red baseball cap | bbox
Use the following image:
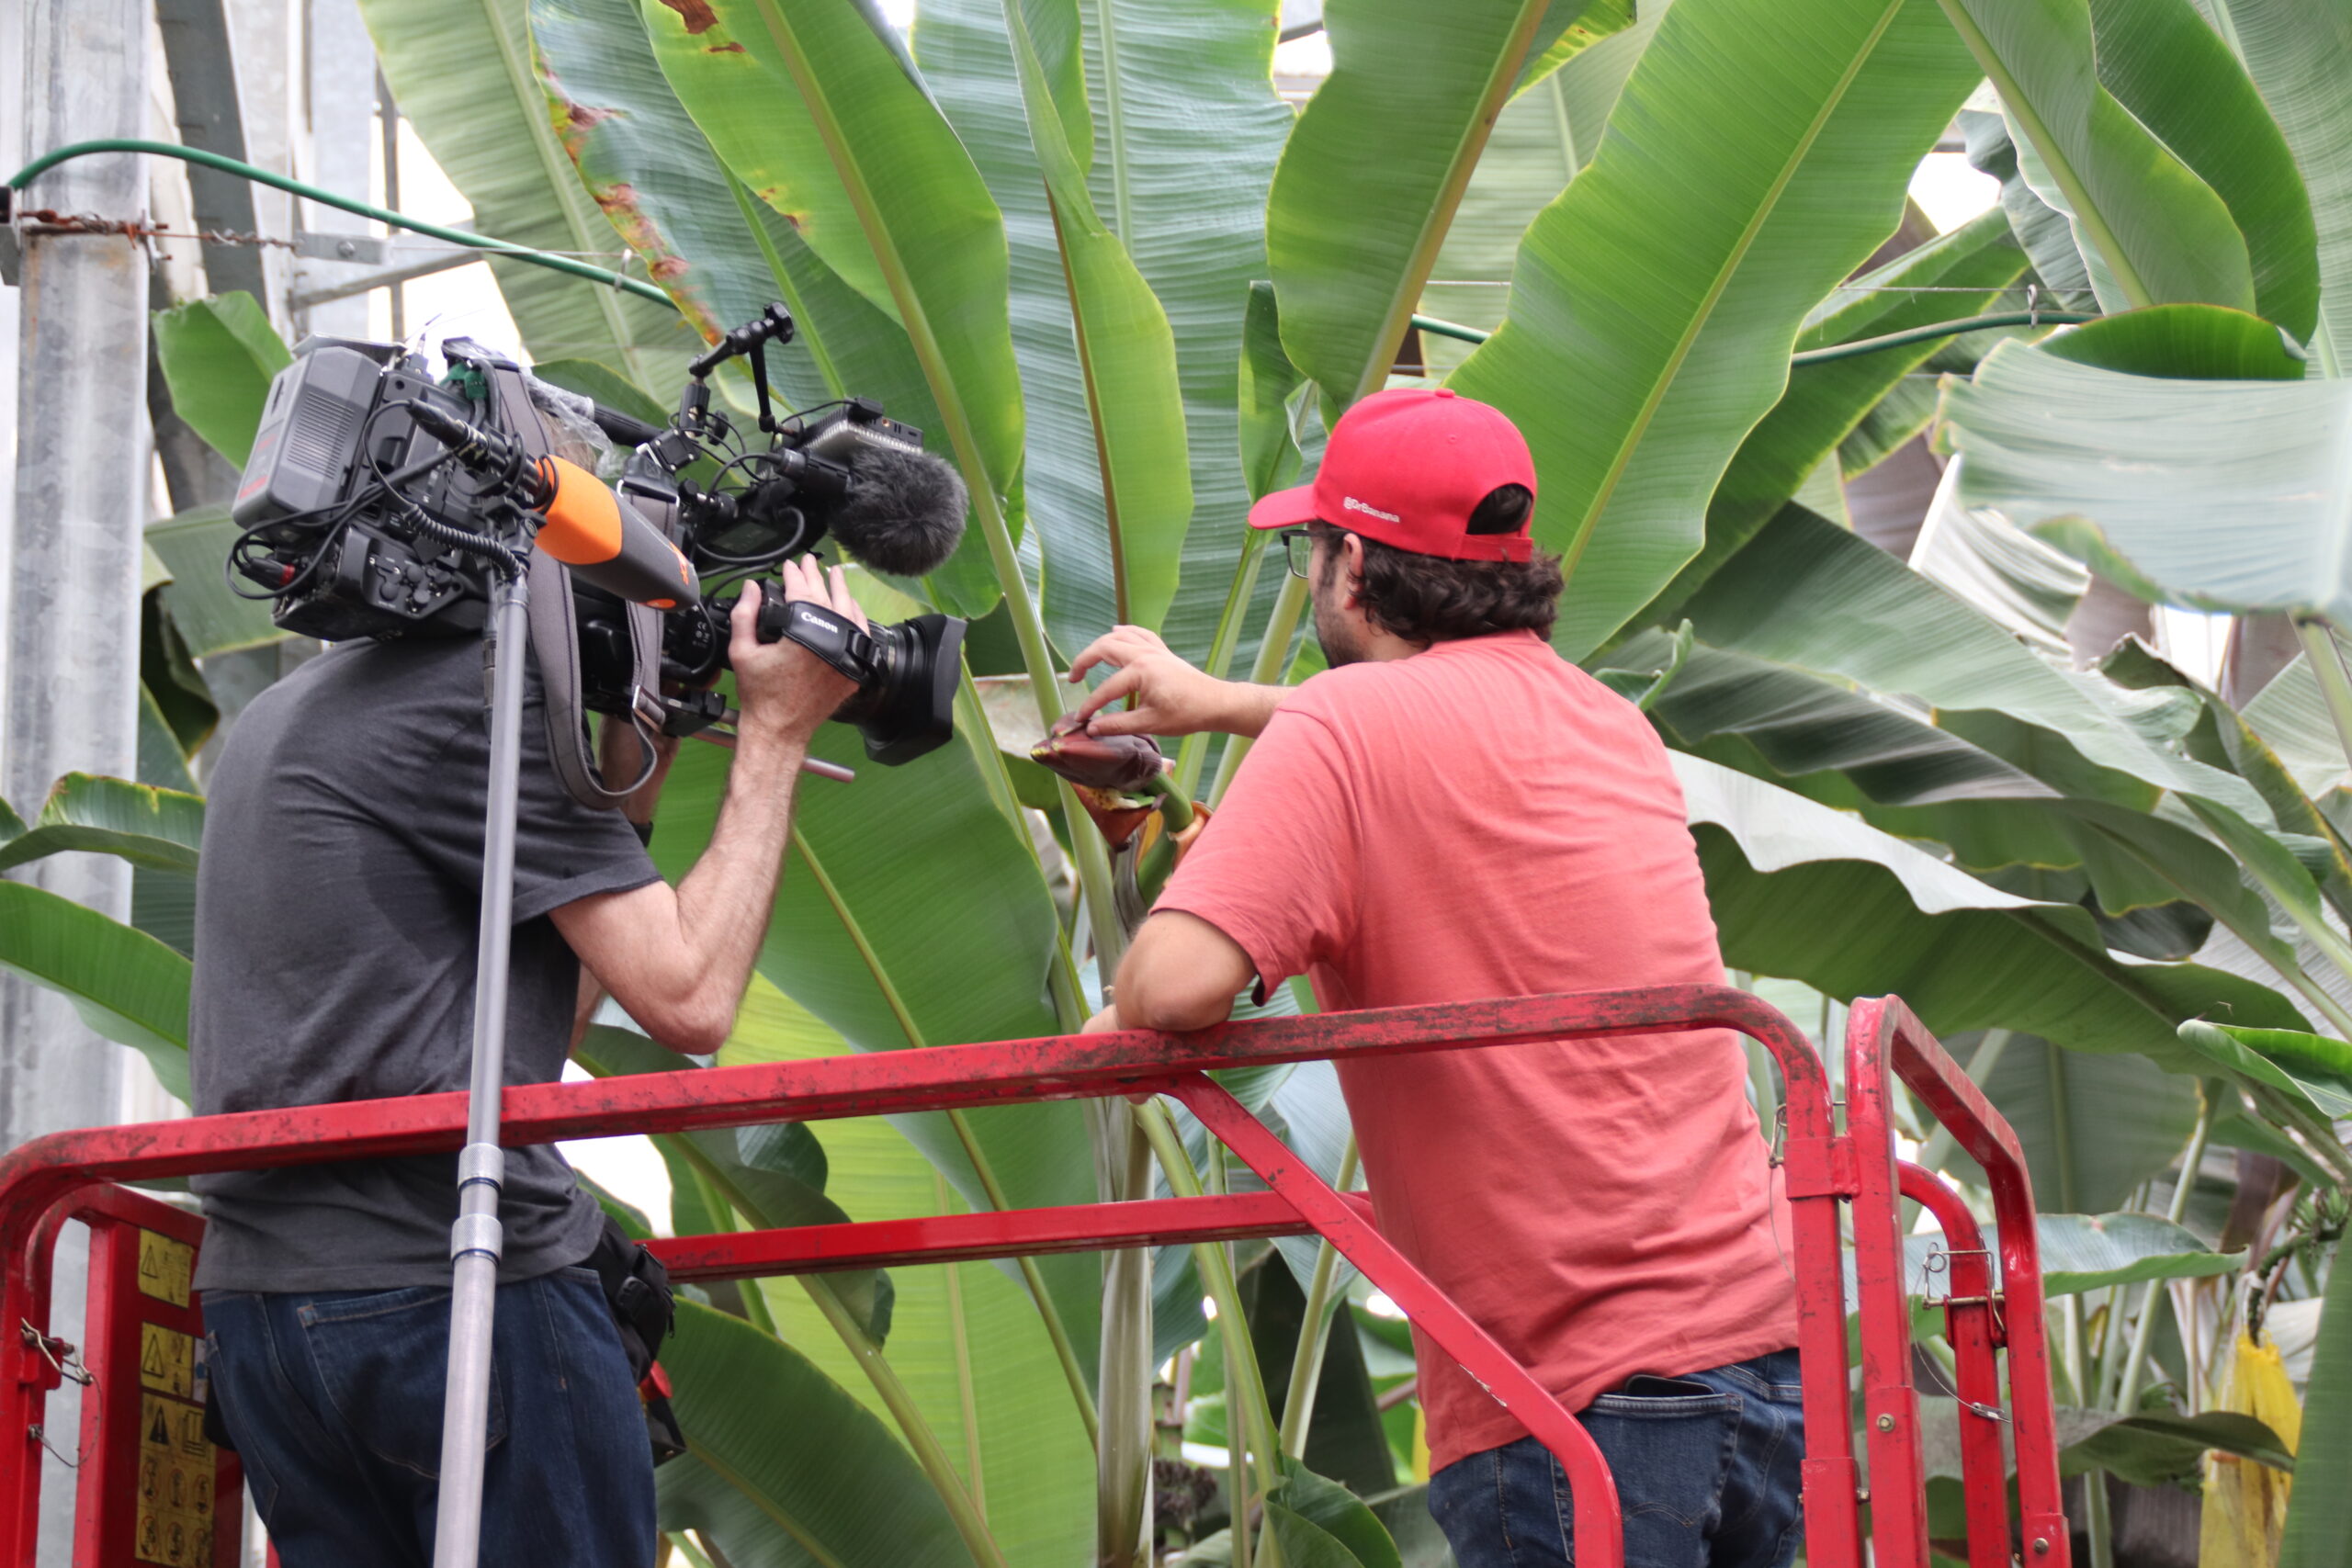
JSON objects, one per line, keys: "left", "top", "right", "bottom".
{"left": 1246, "top": 386, "right": 1537, "bottom": 562}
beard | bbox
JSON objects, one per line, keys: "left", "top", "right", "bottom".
{"left": 1312, "top": 592, "right": 1369, "bottom": 668}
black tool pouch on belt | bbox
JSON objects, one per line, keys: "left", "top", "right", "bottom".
{"left": 584, "top": 1214, "right": 686, "bottom": 1465}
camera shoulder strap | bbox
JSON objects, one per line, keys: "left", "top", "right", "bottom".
{"left": 469, "top": 344, "right": 655, "bottom": 813}
{"left": 526, "top": 553, "right": 662, "bottom": 811}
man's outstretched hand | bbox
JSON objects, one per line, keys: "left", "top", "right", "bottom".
{"left": 1066, "top": 626, "right": 1286, "bottom": 739}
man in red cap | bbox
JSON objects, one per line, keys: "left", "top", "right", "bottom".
{"left": 1070, "top": 388, "right": 1803, "bottom": 1568}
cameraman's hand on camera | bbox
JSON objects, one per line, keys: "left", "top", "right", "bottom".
{"left": 1066, "top": 626, "right": 1286, "bottom": 739}
{"left": 731, "top": 558, "right": 865, "bottom": 751}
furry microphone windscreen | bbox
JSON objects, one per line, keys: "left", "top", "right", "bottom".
{"left": 830, "top": 442, "right": 969, "bottom": 578}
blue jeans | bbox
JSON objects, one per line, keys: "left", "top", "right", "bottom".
{"left": 200, "top": 1268, "right": 656, "bottom": 1567}
{"left": 1428, "top": 1348, "right": 1806, "bottom": 1568}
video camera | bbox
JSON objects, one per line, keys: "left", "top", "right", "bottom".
{"left": 225, "top": 303, "right": 969, "bottom": 774}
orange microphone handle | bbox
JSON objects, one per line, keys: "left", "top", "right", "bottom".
{"left": 532, "top": 456, "right": 701, "bottom": 609}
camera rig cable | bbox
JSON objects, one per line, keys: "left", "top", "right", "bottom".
{"left": 7, "top": 139, "right": 2100, "bottom": 366}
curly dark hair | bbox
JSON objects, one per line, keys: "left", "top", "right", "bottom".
{"left": 1308, "top": 485, "right": 1563, "bottom": 645}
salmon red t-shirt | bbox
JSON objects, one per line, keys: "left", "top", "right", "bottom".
{"left": 1156, "top": 630, "right": 1799, "bottom": 1472}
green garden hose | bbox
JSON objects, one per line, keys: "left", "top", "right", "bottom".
{"left": 13, "top": 140, "right": 2094, "bottom": 367}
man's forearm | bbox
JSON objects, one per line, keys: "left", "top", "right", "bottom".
{"left": 665, "top": 728, "right": 806, "bottom": 1024}
{"left": 1217, "top": 682, "right": 1289, "bottom": 738}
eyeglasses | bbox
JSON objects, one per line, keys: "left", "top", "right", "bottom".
{"left": 1279, "top": 528, "right": 1316, "bottom": 581}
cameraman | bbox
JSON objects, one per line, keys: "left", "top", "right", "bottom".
{"left": 1071, "top": 389, "right": 1803, "bottom": 1568}
{"left": 187, "top": 558, "right": 863, "bottom": 1566}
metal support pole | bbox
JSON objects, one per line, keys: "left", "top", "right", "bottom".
{"left": 430, "top": 570, "right": 531, "bottom": 1568}
{"left": 3, "top": 7, "right": 152, "bottom": 1562}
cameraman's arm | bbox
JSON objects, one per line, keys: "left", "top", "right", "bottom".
{"left": 553, "top": 559, "right": 861, "bottom": 1055}
{"left": 569, "top": 717, "right": 680, "bottom": 1047}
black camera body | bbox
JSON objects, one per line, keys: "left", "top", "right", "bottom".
{"left": 232, "top": 336, "right": 502, "bottom": 640}
{"left": 225, "top": 309, "right": 970, "bottom": 771}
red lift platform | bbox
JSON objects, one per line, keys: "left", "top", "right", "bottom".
{"left": 0, "top": 987, "right": 2069, "bottom": 1568}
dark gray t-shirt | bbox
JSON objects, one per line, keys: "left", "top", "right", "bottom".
{"left": 189, "top": 636, "right": 659, "bottom": 1292}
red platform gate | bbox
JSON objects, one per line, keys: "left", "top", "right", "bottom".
{"left": 0, "top": 988, "right": 2069, "bottom": 1567}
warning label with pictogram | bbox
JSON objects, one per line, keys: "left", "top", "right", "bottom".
{"left": 138, "top": 1323, "right": 194, "bottom": 1399}
{"left": 134, "top": 1392, "right": 215, "bottom": 1567}
{"left": 135, "top": 1231, "right": 194, "bottom": 1309}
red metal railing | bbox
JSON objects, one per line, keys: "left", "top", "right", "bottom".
{"left": 0, "top": 988, "right": 2068, "bottom": 1567}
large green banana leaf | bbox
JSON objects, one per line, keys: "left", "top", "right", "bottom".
{"left": 1080, "top": 0, "right": 1294, "bottom": 667}
{"left": 1943, "top": 338, "right": 2352, "bottom": 624}
{"left": 1449, "top": 0, "right": 1979, "bottom": 659}
{"left": 1673, "top": 506, "right": 2273, "bottom": 819}
{"left": 1920, "top": 1032, "right": 2199, "bottom": 1212}
{"left": 1641, "top": 209, "right": 2028, "bottom": 624}
{"left": 359, "top": 0, "right": 702, "bottom": 389}
{"left": 2281, "top": 1228, "right": 2352, "bottom": 1568}
{"left": 532, "top": 0, "right": 826, "bottom": 404}
{"left": 641, "top": 0, "right": 1024, "bottom": 620}
{"left": 146, "top": 509, "right": 287, "bottom": 659}
{"left": 643, "top": 677, "right": 1102, "bottom": 1373}
{"left": 149, "top": 294, "right": 289, "bottom": 467}
{"left": 914, "top": 0, "right": 1192, "bottom": 651}
{"left": 2081, "top": 0, "right": 2318, "bottom": 341}
{"left": 1268, "top": 0, "right": 1577, "bottom": 406}
{"left": 1677, "top": 754, "right": 2304, "bottom": 1066}
{"left": 720, "top": 979, "right": 1095, "bottom": 1564}
{"left": 2211, "top": 0, "right": 2352, "bottom": 377}
{"left": 0, "top": 774, "right": 202, "bottom": 876}
{"left": 0, "top": 883, "right": 192, "bottom": 1100}
{"left": 656, "top": 1303, "right": 979, "bottom": 1566}
{"left": 1958, "top": 105, "right": 2098, "bottom": 311}
{"left": 1934, "top": 0, "right": 2255, "bottom": 314}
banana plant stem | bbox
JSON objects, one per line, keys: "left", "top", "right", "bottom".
{"left": 1278, "top": 1138, "right": 1360, "bottom": 1459}
{"left": 1133, "top": 1101, "right": 1283, "bottom": 1505}
{"left": 1175, "top": 532, "right": 1273, "bottom": 797}
{"left": 1209, "top": 575, "right": 1310, "bottom": 806}
{"left": 2113, "top": 1094, "right": 2217, "bottom": 1413}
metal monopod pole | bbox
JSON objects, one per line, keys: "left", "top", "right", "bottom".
{"left": 432, "top": 567, "right": 532, "bottom": 1567}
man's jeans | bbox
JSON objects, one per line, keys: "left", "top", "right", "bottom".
{"left": 201, "top": 1268, "right": 656, "bottom": 1567}
{"left": 1428, "top": 1348, "right": 1805, "bottom": 1568}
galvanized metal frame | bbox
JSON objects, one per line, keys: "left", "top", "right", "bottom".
{"left": 0, "top": 987, "right": 2069, "bottom": 1567}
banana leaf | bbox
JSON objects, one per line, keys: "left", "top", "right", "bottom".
{"left": 1268, "top": 0, "right": 1570, "bottom": 406}
{"left": 643, "top": 638, "right": 1102, "bottom": 1374}
{"left": 1675, "top": 506, "right": 2273, "bottom": 820}
{"left": 655, "top": 1303, "right": 978, "bottom": 1566}
{"left": 1958, "top": 105, "right": 2098, "bottom": 311}
{"left": 2081, "top": 0, "right": 2318, "bottom": 341}
{"left": 1943, "top": 338, "right": 2352, "bottom": 624}
{"left": 1936, "top": 0, "right": 2255, "bottom": 314}
{"left": 1678, "top": 753, "right": 2305, "bottom": 1066}
{"left": 640, "top": 0, "right": 1025, "bottom": 619}
{"left": 360, "top": 0, "right": 703, "bottom": 389}
{"left": 2211, "top": 0, "right": 2352, "bottom": 376}
{"left": 1449, "top": 0, "right": 1980, "bottom": 658}
{"left": 916, "top": 0, "right": 1192, "bottom": 651}
{"left": 1077, "top": 0, "right": 1294, "bottom": 665}
{"left": 531, "top": 0, "right": 830, "bottom": 408}
{"left": 0, "top": 773, "right": 203, "bottom": 876}
{"left": 146, "top": 508, "right": 287, "bottom": 659}
{"left": 149, "top": 293, "right": 290, "bottom": 467}
{"left": 723, "top": 981, "right": 1095, "bottom": 1567}
{"left": 1641, "top": 206, "right": 2029, "bottom": 623}
{"left": 2279, "top": 1210, "right": 2352, "bottom": 1568}
{"left": 0, "top": 882, "right": 192, "bottom": 1101}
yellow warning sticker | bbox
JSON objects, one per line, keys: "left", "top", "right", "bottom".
{"left": 134, "top": 1392, "right": 215, "bottom": 1567}
{"left": 135, "top": 1231, "right": 194, "bottom": 1310}
{"left": 138, "top": 1323, "right": 194, "bottom": 1399}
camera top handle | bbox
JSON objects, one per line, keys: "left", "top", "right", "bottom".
{"left": 680, "top": 301, "right": 797, "bottom": 436}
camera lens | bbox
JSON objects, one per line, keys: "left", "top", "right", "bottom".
{"left": 832, "top": 614, "right": 965, "bottom": 765}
